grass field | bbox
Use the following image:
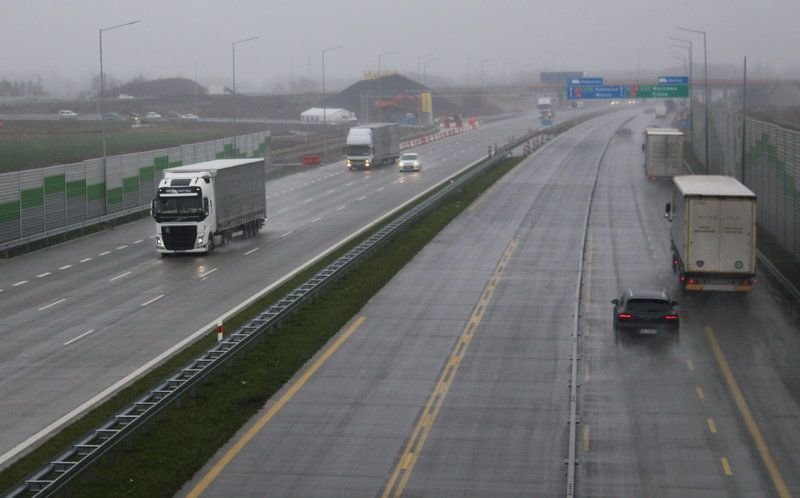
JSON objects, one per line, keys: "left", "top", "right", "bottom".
{"left": 0, "top": 120, "right": 270, "bottom": 173}
{"left": 0, "top": 156, "right": 522, "bottom": 497}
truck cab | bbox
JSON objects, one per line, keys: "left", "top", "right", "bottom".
{"left": 152, "top": 173, "right": 215, "bottom": 253}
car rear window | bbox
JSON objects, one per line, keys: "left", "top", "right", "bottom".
{"left": 626, "top": 299, "right": 672, "bottom": 312}
{"left": 401, "top": 154, "right": 417, "bottom": 160}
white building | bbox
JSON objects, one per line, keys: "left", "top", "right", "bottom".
{"left": 300, "top": 107, "right": 357, "bottom": 124}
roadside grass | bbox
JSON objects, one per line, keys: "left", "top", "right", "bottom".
{"left": 0, "top": 157, "right": 522, "bottom": 497}
{"left": 0, "top": 121, "right": 269, "bottom": 173}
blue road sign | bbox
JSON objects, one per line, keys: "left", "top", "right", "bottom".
{"left": 567, "top": 85, "right": 626, "bottom": 99}
{"left": 568, "top": 77, "right": 604, "bottom": 86}
{"left": 658, "top": 76, "right": 689, "bottom": 84}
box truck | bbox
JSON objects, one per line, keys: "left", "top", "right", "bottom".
{"left": 644, "top": 128, "right": 684, "bottom": 178}
{"left": 665, "top": 175, "right": 757, "bottom": 291}
{"left": 345, "top": 123, "right": 400, "bottom": 170}
{"left": 151, "top": 159, "right": 267, "bottom": 254}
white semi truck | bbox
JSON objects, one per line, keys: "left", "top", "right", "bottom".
{"left": 665, "top": 175, "right": 757, "bottom": 292}
{"left": 345, "top": 123, "right": 400, "bottom": 170}
{"left": 537, "top": 97, "right": 556, "bottom": 118}
{"left": 644, "top": 128, "right": 684, "bottom": 178}
{"left": 151, "top": 158, "right": 267, "bottom": 255}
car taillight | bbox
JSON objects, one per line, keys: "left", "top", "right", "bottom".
{"left": 680, "top": 275, "right": 686, "bottom": 282}
{"left": 688, "top": 278, "right": 697, "bottom": 284}
{"left": 617, "top": 313, "right": 633, "bottom": 320}
{"left": 664, "top": 315, "right": 679, "bottom": 320}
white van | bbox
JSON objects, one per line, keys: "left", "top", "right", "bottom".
{"left": 58, "top": 110, "right": 78, "bottom": 120}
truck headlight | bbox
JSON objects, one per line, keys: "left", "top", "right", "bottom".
{"left": 347, "top": 159, "right": 352, "bottom": 166}
{"left": 365, "top": 160, "right": 370, "bottom": 166}
{"left": 196, "top": 234, "right": 205, "bottom": 246}
{"left": 156, "top": 236, "right": 164, "bottom": 248}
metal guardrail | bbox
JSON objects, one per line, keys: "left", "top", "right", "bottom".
{"left": 6, "top": 119, "right": 570, "bottom": 497}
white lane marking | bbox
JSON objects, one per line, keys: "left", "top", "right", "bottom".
{"left": 245, "top": 248, "right": 259, "bottom": 255}
{"left": 325, "top": 189, "right": 335, "bottom": 195}
{"left": 12, "top": 281, "right": 28, "bottom": 287}
{"left": 116, "top": 245, "right": 128, "bottom": 250}
{"left": 336, "top": 205, "right": 346, "bottom": 211}
{"left": 311, "top": 217, "right": 322, "bottom": 223}
{"left": 141, "top": 294, "right": 164, "bottom": 307}
{"left": 109, "top": 271, "right": 131, "bottom": 282}
{"left": 39, "top": 298, "right": 66, "bottom": 311}
{"left": 280, "top": 231, "right": 294, "bottom": 238}
{"left": 99, "top": 251, "right": 110, "bottom": 256}
{"left": 377, "top": 186, "right": 385, "bottom": 192}
{"left": 80, "top": 257, "right": 92, "bottom": 263}
{"left": 200, "top": 268, "right": 217, "bottom": 278}
{"left": 345, "top": 182, "right": 354, "bottom": 186}
{"left": 64, "top": 329, "right": 95, "bottom": 346}
{"left": 356, "top": 196, "right": 366, "bottom": 201}
{"left": 277, "top": 208, "right": 289, "bottom": 214}
{"left": 133, "top": 239, "right": 143, "bottom": 244}
{"left": 302, "top": 197, "right": 315, "bottom": 204}
{"left": 59, "top": 265, "right": 73, "bottom": 270}
{"left": 37, "top": 272, "right": 51, "bottom": 278}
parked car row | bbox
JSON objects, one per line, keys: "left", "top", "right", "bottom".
{"left": 57, "top": 110, "right": 200, "bottom": 122}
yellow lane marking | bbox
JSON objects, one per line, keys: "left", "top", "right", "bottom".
{"left": 687, "top": 359, "right": 694, "bottom": 371}
{"left": 721, "top": 457, "right": 733, "bottom": 476}
{"left": 707, "top": 418, "right": 718, "bottom": 434}
{"left": 381, "top": 239, "right": 517, "bottom": 498}
{"left": 582, "top": 424, "right": 590, "bottom": 452}
{"left": 696, "top": 386, "right": 705, "bottom": 400}
{"left": 705, "top": 326, "right": 791, "bottom": 498}
{"left": 186, "top": 315, "right": 367, "bottom": 498}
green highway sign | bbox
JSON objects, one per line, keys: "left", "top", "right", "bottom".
{"left": 628, "top": 84, "right": 689, "bottom": 98}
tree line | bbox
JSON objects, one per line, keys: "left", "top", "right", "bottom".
{"left": 0, "top": 77, "right": 47, "bottom": 96}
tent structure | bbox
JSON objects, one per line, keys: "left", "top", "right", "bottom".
{"left": 300, "top": 107, "right": 357, "bottom": 123}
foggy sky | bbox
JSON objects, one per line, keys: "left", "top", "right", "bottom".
{"left": 3, "top": 0, "right": 797, "bottom": 94}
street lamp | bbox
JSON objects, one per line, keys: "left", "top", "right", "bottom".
{"left": 232, "top": 36, "right": 259, "bottom": 156}
{"left": 377, "top": 51, "right": 397, "bottom": 122}
{"left": 670, "top": 37, "right": 694, "bottom": 145}
{"left": 321, "top": 44, "right": 343, "bottom": 163}
{"left": 677, "top": 27, "right": 709, "bottom": 170}
{"left": 480, "top": 58, "right": 493, "bottom": 117}
{"left": 417, "top": 53, "right": 434, "bottom": 83}
{"left": 99, "top": 19, "right": 139, "bottom": 215}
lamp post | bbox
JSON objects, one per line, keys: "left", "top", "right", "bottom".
{"left": 377, "top": 51, "right": 397, "bottom": 122}
{"left": 99, "top": 19, "right": 139, "bottom": 215}
{"left": 677, "top": 27, "right": 709, "bottom": 170}
{"left": 670, "top": 37, "right": 694, "bottom": 145}
{"left": 480, "top": 58, "right": 492, "bottom": 117}
{"left": 417, "top": 53, "right": 434, "bottom": 83}
{"left": 232, "top": 36, "right": 259, "bottom": 156}
{"left": 321, "top": 45, "right": 343, "bottom": 164}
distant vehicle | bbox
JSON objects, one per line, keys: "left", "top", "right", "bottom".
{"left": 610, "top": 100, "right": 620, "bottom": 106}
{"left": 145, "top": 111, "right": 162, "bottom": 120}
{"left": 612, "top": 289, "right": 679, "bottom": 341}
{"left": 180, "top": 113, "right": 200, "bottom": 121}
{"left": 655, "top": 104, "right": 668, "bottom": 118}
{"left": 398, "top": 152, "right": 422, "bottom": 172}
{"left": 665, "top": 175, "right": 757, "bottom": 292}
{"left": 117, "top": 94, "right": 134, "bottom": 99}
{"left": 102, "top": 112, "right": 124, "bottom": 121}
{"left": 627, "top": 99, "right": 637, "bottom": 104}
{"left": 58, "top": 110, "right": 78, "bottom": 120}
{"left": 537, "top": 97, "right": 555, "bottom": 118}
{"left": 345, "top": 123, "right": 400, "bottom": 170}
{"left": 151, "top": 159, "right": 267, "bottom": 255}
{"left": 128, "top": 112, "right": 142, "bottom": 124}
{"left": 643, "top": 128, "right": 683, "bottom": 178}
{"left": 616, "top": 127, "right": 633, "bottom": 138}
{"left": 166, "top": 111, "right": 183, "bottom": 120}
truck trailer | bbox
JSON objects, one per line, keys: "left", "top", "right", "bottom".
{"left": 644, "top": 127, "right": 684, "bottom": 178}
{"left": 151, "top": 158, "right": 267, "bottom": 255}
{"left": 666, "top": 175, "right": 757, "bottom": 292}
{"left": 345, "top": 123, "right": 400, "bottom": 170}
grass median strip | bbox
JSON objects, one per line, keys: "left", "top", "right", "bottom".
{"left": 0, "top": 157, "right": 522, "bottom": 497}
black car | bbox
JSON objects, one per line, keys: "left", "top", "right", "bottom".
{"left": 611, "top": 289, "right": 679, "bottom": 340}
{"left": 102, "top": 112, "right": 124, "bottom": 121}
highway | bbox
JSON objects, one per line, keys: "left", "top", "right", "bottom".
{"left": 0, "top": 112, "right": 556, "bottom": 468}
{"left": 182, "top": 110, "right": 800, "bottom": 497}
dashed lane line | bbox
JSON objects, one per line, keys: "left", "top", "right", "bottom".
{"left": 38, "top": 298, "right": 66, "bottom": 311}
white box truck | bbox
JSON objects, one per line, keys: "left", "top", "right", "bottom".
{"left": 151, "top": 159, "right": 267, "bottom": 255}
{"left": 345, "top": 123, "right": 400, "bottom": 170}
{"left": 644, "top": 128, "right": 684, "bottom": 178}
{"left": 665, "top": 175, "right": 757, "bottom": 292}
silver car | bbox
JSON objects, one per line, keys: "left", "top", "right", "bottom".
{"left": 398, "top": 152, "right": 422, "bottom": 172}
